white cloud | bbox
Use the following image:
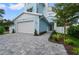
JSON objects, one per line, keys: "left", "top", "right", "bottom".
{"left": 0, "top": 4, "right": 6, "bottom": 9}
{"left": 9, "top": 3, "right": 24, "bottom": 10}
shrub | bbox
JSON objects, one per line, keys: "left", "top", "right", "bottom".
{"left": 48, "top": 30, "right": 57, "bottom": 42}
{"left": 0, "top": 26, "right": 5, "bottom": 34}
{"left": 53, "top": 30, "right": 57, "bottom": 34}
{"left": 52, "top": 34, "right": 57, "bottom": 41}
{"left": 52, "top": 33, "right": 64, "bottom": 42}
{"left": 64, "top": 38, "right": 75, "bottom": 46}
{"left": 68, "top": 25, "right": 79, "bottom": 38}
{"left": 49, "top": 31, "right": 64, "bottom": 42}
{"left": 72, "top": 47, "right": 79, "bottom": 55}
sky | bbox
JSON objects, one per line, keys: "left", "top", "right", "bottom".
{"left": 0, "top": 3, "right": 54, "bottom": 20}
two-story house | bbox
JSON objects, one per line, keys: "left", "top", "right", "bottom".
{"left": 14, "top": 3, "right": 54, "bottom": 35}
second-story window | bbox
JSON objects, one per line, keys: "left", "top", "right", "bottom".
{"left": 27, "top": 7, "right": 33, "bottom": 12}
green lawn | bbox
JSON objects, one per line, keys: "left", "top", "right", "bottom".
{"left": 67, "top": 35, "right": 79, "bottom": 47}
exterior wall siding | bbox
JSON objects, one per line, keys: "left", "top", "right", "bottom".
{"left": 37, "top": 4, "right": 45, "bottom": 14}
{"left": 25, "top": 3, "right": 48, "bottom": 16}
{"left": 14, "top": 13, "right": 40, "bottom": 34}
{"left": 25, "top": 3, "right": 37, "bottom": 12}
{"left": 34, "top": 15, "right": 40, "bottom": 34}
{"left": 15, "top": 13, "right": 37, "bottom": 22}
{"left": 37, "top": 3, "right": 48, "bottom": 17}
{"left": 14, "top": 3, "right": 53, "bottom": 35}
{"left": 39, "top": 19, "right": 48, "bottom": 33}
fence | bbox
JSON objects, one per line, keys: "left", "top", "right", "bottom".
{"left": 54, "top": 23, "right": 69, "bottom": 34}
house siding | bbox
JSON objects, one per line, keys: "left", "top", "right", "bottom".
{"left": 25, "top": 3, "right": 37, "bottom": 12}
{"left": 14, "top": 13, "right": 40, "bottom": 34}
{"left": 37, "top": 4, "right": 48, "bottom": 17}
{"left": 34, "top": 15, "right": 40, "bottom": 34}
{"left": 14, "top": 3, "right": 53, "bottom": 35}
{"left": 39, "top": 19, "right": 48, "bottom": 33}
{"left": 37, "top": 4, "right": 45, "bottom": 14}
{"left": 15, "top": 13, "right": 37, "bottom": 22}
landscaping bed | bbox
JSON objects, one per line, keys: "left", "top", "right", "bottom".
{"left": 49, "top": 31, "right": 79, "bottom": 55}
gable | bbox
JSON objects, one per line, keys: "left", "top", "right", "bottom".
{"left": 14, "top": 12, "right": 41, "bottom": 23}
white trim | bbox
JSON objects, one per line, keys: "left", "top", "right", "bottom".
{"left": 13, "top": 12, "right": 42, "bottom": 21}
{"left": 24, "top": 12, "right": 42, "bottom": 16}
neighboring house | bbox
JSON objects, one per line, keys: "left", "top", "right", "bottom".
{"left": 13, "top": 3, "right": 54, "bottom": 35}
{"left": 72, "top": 19, "right": 79, "bottom": 26}
{"left": 0, "top": 16, "right": 3, "bottom": 20}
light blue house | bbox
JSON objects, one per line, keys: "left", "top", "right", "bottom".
{"left": 14, "top": 3, "right": 54, "bottom": 35}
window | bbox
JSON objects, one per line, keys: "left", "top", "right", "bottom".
{"left": 27, "top": 7, "right": 33, "bottom": 12}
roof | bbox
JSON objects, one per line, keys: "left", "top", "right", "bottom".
{"left": 13, "top": 12, "right": 42, "bottom": 21}
{"left": 13, "top": 12, "right": 50, "bottom": 25}
{"left": 39, "top": 15, "right": 50, "bottom": 25}
{"left": 13, "top": 12, "right": 24, "bottom": 22}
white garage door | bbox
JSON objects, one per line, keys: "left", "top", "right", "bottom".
{"left": 17, "top": 21, "right": 34, "bottom": 34}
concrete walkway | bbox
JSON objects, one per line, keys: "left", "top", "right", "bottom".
{"left": 0, "top": 32, "right": 67, "bottom": 55}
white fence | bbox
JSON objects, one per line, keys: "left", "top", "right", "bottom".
{"left": 9, "top": 25, "right": 15, "bottom": 33}
{"left": 54, "top": 23, "right": 69, "bottom": 34}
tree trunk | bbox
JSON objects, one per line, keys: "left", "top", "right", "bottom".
{"left": 64, "top": 23, "right": 67, "bottom": 40}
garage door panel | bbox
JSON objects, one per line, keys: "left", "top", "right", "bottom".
{"left": 17, "top": 21, "right": 34, "bottom": 33}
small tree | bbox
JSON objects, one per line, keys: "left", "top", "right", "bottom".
{"left": 52, "top": 3, "right": 79, "bottom": 39}
{"left": 0, "top": 9, "right": 5, "bottom": 17}
{"left": 0, "top": 9, "right": 5, "bottom": 26}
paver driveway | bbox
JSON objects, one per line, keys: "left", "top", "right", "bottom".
{"left": 0, "top": 32, "right": 67, "bottom": 55}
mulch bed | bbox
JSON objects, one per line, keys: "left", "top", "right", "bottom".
{"left": 64, "top": 44, "right": 74, "bottom": 55}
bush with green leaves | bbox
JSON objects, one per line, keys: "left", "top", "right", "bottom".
{"left": 64, "top": 38, "right": 75, "bottom": 46}
{"left": 52, "top": 34, "right": 57, "bottom": 41}
{"left": 52, "top": 33, "right": 63, "bottom": 42}
{"left": 72, "top": 47, "right": 79, "bottom": 55}
{"left": 49, "top": 30, "right": 57, "bottom": 42}
{"left": 53, "top": 30, "right": 57, "bottom": 34}
{"left": 0, "top": 26, "right": 5, "bottom": 34}
{"left": 49, "top": 31, "right": 64, "bottom": 42}
{"left": 68, "top": 25, "right": 79, "bottom": 38}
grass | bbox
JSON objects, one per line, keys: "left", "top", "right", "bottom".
{"left": 67, "top": 35, "right": 79, "bottom": 47}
